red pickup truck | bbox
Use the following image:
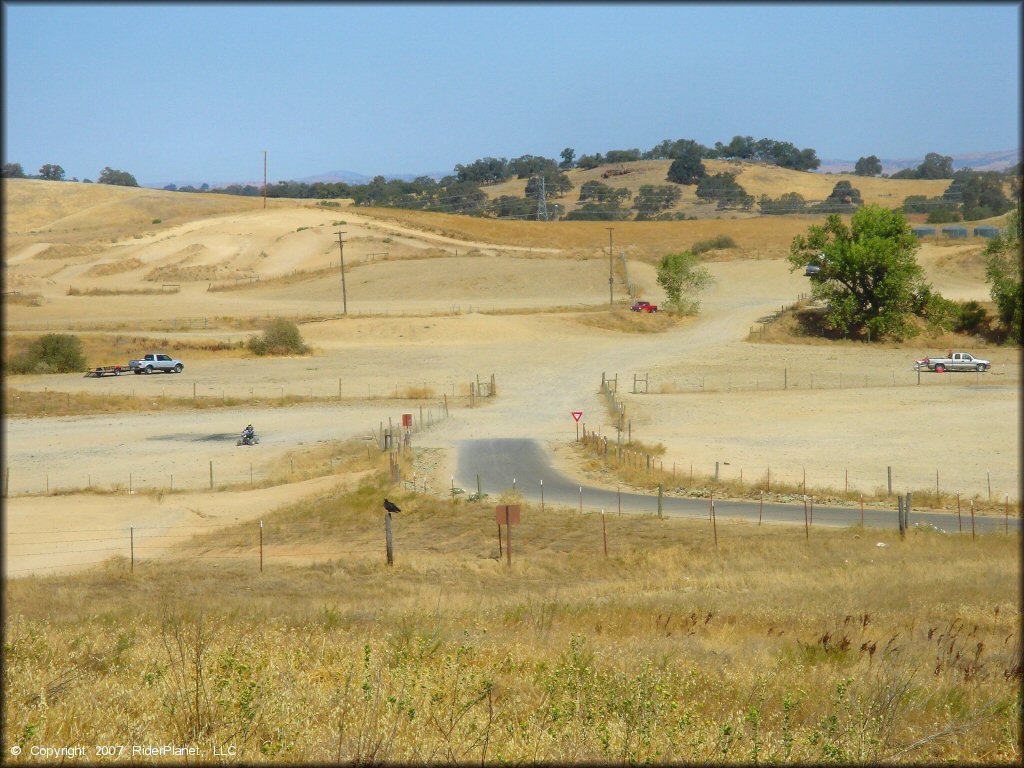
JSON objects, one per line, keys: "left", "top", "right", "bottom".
{"left": 631, "top": 301, "right": 658, "bottom": 313}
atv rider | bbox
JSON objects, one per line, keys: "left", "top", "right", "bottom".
{"left": 242, "top": 424, "right": 255, "bottom": 442}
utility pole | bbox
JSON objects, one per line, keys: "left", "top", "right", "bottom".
{"left": 262, "top": 150, "right": 267, "bottom": 209}
{"left": 606, "top": 227, "right": 614, "bottom": 306}
{"left": 336, "top": 231, "right": 347, "bottom": 315}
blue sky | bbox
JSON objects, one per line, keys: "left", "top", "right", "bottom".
{"left": 3, "top": 2, "right": 1020, "bottom": 185}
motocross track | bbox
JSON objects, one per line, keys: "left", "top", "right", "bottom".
{"left": 3, "top": 180, "right": 1019, "bottom": 575}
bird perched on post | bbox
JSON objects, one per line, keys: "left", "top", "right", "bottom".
{"left": 383, "top": 498, "right": 401, "bottom": 514}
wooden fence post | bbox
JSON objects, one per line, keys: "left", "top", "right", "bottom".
{"left": 803, "top": 496, "right": 809, "bottom": 542}
{"left": 887, "top": 466, "right": 892, "bottom": 495}
{"left": 506, "top": 509, "right": 512, "bottom": 567}
{"left": 385, "top": 512, "right": 394, "bottom": 566}
{"left": 497, "top": 524, "right": 502, "bottom": 557}
{"left": 602, "top": 509, "right": 608, "bottom": 556}
{"left": 905, "top": 492, "right": 912, "bottom": 533}
{"left": 898, "top": 496, "right": 905, "bottom": 539}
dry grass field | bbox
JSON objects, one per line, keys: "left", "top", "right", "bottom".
{"left": 480, "top": 159, "right": 954, "bottom": 219}
{"left": 3, "top": 175, "right": 1019, "bottom": 763}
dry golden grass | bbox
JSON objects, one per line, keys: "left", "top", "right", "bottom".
{"left": 5, "top": 457, "right": 1020, "bottom": 763}
{"left": 2, "top": 291, "right": 44, "bottom": 306}
{"left": 572, "top": 307, "right": 693, "bottom": 334}
{"left": 84, "top": 256, "right": 145, "bottom": 276}
{"left": 478, "top": 159, "right": 954, "bottom": 218}
{"left": 66, "top": 286, "right": 179, "bottom": 296}
{"left": 31, "top": 243, "right": 99, "bottom": 260}
{"left": 356, "top": 206, "right": 816, "bottom": 260}
{"left": 576, "top": 432, "right": 1019, "bottom": 517}
{"left": 2, "top": 178, "right": 268, "bottom": 248}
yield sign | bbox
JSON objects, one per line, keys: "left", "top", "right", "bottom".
{"left": 571, "top": 411, "right": 583, "bottom": 422}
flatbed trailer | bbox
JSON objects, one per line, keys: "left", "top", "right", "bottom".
{"left": 84, "top": 365, "right": 126, "bottom": 377}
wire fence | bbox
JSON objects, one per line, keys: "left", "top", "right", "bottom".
{"left": 594, "top": 373, "right": 1019, "bottom": 504}
{"left": 7, "top": 479, "right": 1019, "bottom": 580}
{"left": 3, "top": 373, "right": 498, "bottom": 497}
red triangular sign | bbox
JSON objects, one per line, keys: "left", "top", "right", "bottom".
{"left": 571, "top": 411, "right": 583, "bottom": 422}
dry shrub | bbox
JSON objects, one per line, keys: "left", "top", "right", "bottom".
{"left": 85, "top": 257, "right": 144, "bottom": 276}
{"left": 573, "top": 308, "right": 687, "bottom": 334}
{"left": 247, "top": 318, "right": 310, "bottom": 356}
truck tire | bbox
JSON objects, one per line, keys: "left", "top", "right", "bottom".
{"left": 174, "top": 364, "right": 183, "bottom": 373}
{"left": 145, "top": 365, "right": 154, "bottom": 375}
{"left": 976, "top": 363, "right": 987, "bottom": 372}
{"left": 935, "top": 364, "right": 945, "bottom": 373}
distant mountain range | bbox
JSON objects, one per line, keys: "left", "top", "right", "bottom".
{"left": 816, "top": 149, "right": 1020, "bottom": 175}
{"left": 143, "top": 150, "right": 1018, "bottom": 189}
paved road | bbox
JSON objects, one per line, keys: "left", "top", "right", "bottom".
{"left": 456, "top": 438, "right": 1018, "bottom": 534}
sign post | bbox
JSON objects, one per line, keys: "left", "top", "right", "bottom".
{"left": 495, "top": 505, "right": 521, "bottom": 566}
{"left": 572, "top": 411, "right": 582, "bottom": 441}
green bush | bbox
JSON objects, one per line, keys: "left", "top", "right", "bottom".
{"left": 6, "top": 333, "right": 86, "bottom": 374}
{"left": 955, "top": 300, "right": 989, "bottom": 334}
{"left": 247, "top": 319, "right": 310, "bottom": 356}
{"left": 691, "top": 235, "right": 737, "bottom": 254}
{"left": 926, "top": 207, "right": 962, "bottom": 223}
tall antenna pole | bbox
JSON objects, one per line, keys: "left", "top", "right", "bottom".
{"left": 607, "top": 227, "right": 614, "bottom": 306}
{"left": 536, "top": 175, "right": 548, "bottom": 221}
{"left": 336, "top": 231, "right": 347, "bottom": 315}
{"left": 262, "top": 150, "right": 267, "bottom": 209}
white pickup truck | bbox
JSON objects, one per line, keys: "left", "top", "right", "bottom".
{"left": 129, "top": 353, "right": 184, "bottom": 374}
{"left": 913, "top": 351, "right": 990, "bottom": 373}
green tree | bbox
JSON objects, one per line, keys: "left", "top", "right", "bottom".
{"left": 578, "top": 180, "right": 628, "bottom": 205}
{"left": 97, "top": 167, "right": 139, "bottom": 186}
{"left": 559, "top": 147, "right": 576, "bottom": 170}
{"left": 984, "top": 203, "right": 1022, "bottom": 343}
{"left": 604, "top": 148, "right": 642, "bottom": 164}
{"left": 2, "top": 162, "right": 26, "bottom": 178}
{"left": 454, "top": 157, "right": 509, "bottom": 184}
{"left": 525, "top": 170, "right": 572, "bottom": 199}
{"left": 854, "top": 155, "right": 883, "bottom": 176}
{"left": 759, "top": 192, "right": 807, "bottom": 215}
{"left": 666, "top": 146, "right": 706, "bottom": 185}
{"left": 576, "top": 153, "right": 604, "bottom": 170}
{"left": 633, "top": 184, "right": 681, "bottom": 219}
{"left": 564, "top": 201, "right": 628, "bottom": 221}
{"left": 917, "top": 152, "right": 954, "bottom": 179}
{"left": 813, "top": 181, "right": 863, "bottom": 213}
{"left": 655, "top": 251, "right": 712, "bottom": 313}
{"left": 788, "top": 205, "right": 929, "bottom": 340}
{"left": 945, "top": 171, "right": 1012, "bottom": 221}
{"left": 695, "top": 173, "right": 753, "bottom": 209}
{"left": 38, "top": 163, "right": 65, "bottom": 180}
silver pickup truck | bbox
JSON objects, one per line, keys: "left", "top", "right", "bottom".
{"left": 913, "top": 351, "right": 990, "bottom": 373}
{"left": 129, "top": 353, "right": 184, "bottom": 374}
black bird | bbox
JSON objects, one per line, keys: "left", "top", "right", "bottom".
{"left": 383, "top": 498, "right": 401, "bottom": 514}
